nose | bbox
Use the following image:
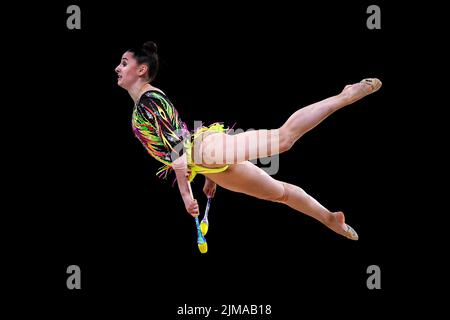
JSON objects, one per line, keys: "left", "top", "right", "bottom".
{"left": 115, "top": 65, "right": 121, "bottom": 73}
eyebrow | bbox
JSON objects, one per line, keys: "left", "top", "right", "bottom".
{"left": 122, "top": 58, "right": 128, "bottom": 61}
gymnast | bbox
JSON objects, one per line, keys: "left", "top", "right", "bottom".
{"left": 115, "top": 41, "right": 382, "bottom": 240}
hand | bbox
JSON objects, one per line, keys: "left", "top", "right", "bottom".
{"left": 185, "top": 198, "right": 199, "bottom": 217}
{"left": 203, "top": 179, "right": 217, "bottom": 198}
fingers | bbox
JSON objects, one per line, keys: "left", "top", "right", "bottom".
{"left": 203, "top": 188, "right": 212, "bottom": 198}
{"left": 188, "top": 199, "right": 199, "bottom": 217}
{"left": 210, "top": 186, "right": 216, "bottom": 198}
{"left": 203, "top": 185, "right": 217, "bottom": 198}
{"left": 189, "top": 209, "right": 199, "bottom": 217}
{"left": 190, "top": 211, "right": 199, "bottom": 218}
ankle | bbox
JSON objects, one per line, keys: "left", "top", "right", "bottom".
{"left": 336, "top": 92, "right": 351, "bottom": 105}
{"left": 322, "top": 212, "right": 334, "bottom": 226}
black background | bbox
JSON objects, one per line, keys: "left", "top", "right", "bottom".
{"left": 6, "top": 0, "right": 430, "bottom": 318}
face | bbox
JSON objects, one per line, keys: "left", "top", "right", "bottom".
{"left": 115, "top": 51, "right": 143, "bottom": 89}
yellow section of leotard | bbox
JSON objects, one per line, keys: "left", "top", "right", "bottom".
{"left": 184, "top": 123, "right": 229, "bottom": 182}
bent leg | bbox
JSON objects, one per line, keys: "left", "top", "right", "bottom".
{"left": 203, "top": 161, "right": 358, "bottom": 240}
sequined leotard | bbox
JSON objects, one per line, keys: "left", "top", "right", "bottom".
{"left": 132, "top": 90, "right": 231, "bottom": 182}
{"left": 132, "top": 90, "right": 190, "bottom": 179}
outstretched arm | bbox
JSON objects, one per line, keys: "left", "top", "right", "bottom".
{"left": 172, "top": 153, "right": 199, "bottom": 217}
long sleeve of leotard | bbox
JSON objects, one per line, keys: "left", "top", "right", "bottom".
{"left": 132, "top": 90, "right": 190, "bottom": 179}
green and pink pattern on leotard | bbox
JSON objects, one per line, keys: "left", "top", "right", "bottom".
{"left": 132, "top": 90, "right": 190, "bottom": 179}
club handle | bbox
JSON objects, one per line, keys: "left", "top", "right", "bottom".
{"left": 204, "top": 197, "right": 212, "bottom": 219}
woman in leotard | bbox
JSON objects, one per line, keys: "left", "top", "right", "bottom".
{"left": 115, "top": 41, "right": 382, "bottom": 240}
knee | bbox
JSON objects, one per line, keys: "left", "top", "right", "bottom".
{"left": 269, "top": 182, "right": 290, "bottom": 204}
{"left": 278, "top": 126, "right": 295, "bottom": 153}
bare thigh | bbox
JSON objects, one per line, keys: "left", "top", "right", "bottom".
{"left": 202, "top": 161, "right": 285, "bottom": 201}
{"left": 193, "top": 130, "right": 287, "bottom": 168}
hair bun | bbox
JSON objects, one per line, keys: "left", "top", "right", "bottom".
{"left": 143, "top": 41, "right": 157, "bottom": 54}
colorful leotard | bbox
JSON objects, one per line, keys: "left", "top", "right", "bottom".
{"left": 132, "top": 90, "right": 230, "bottom": 182}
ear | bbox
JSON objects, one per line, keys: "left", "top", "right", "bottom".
{"left": 138, "top": 64, "right": 149, "bottom": 77}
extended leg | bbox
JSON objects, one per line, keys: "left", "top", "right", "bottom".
{"left": 197, "top": 78, "right": 381, "bottom": 166}
{"left": 280, "top": 78, "right": 382, "bottom": 144}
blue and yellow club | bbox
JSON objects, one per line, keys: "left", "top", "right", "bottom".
{"left": 188, "top": 181, "right": 208, "bottom": 253}
{"left": 200, "top": 197, "right": 212, "bottom": 236}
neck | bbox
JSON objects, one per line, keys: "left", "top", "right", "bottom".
{"left": 129, "top": 81, "right": 150, "bottom": 104}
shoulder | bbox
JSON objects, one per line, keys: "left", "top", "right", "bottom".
{"left": 140, "top": 89, "right": 171, "bottom": 106}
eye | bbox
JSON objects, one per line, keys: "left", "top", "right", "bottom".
{"left": 122, "top": 62, "right": 127, "bottom": 67}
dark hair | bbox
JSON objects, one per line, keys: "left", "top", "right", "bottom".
{"left": 127, "top": 41, "right": 159, "bottom": 82}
